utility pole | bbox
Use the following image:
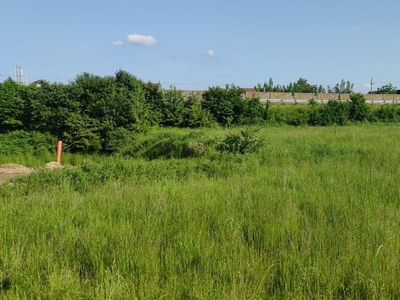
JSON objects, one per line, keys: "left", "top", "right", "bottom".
{"left": 369, "top": 77, "right": 374, "bottom": 93}
{"left": 15, "top": 65, "right": 23, "bottom": 84}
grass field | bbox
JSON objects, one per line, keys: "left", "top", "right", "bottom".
{"left": 1, "top": 125, "right": 400, "bottom": 299}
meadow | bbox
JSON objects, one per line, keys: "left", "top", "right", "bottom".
{"left": 1, "top": 125, "right": 400, "bottom": 299}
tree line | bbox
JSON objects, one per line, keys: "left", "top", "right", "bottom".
{"left": 1, "top": 70, "right": 399, "bottom": 153}
{"left": 254, "top": 78, "right": 354, "bottom": 94}
{"left": 254, "top": 77, "right": 399, "bottom": 95}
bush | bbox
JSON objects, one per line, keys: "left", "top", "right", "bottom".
{"left": 349, "top": 93, "right": 369, "bottom": 122}
{"left": 202, "top": 85, "right": 245, "bottom": 125}
{"left": 102, "top": 127, "right": 135, "bottom": 154}
{"left": 217, "top": 128, "right": 264, "bottom": 154}
{"left": 0, "top": 131, "right": 56, "bottom": 156}
{"left": 120, "top": 130, "right": 212, "bottom": 159}
{"left": 374, "top": 105, "right": 400, "bottom": 123}
{"left": 240, "top": 97, "right": 267, "bottom": 125}
{"left": 286, "top": 106, "right": 309, "bottom": 126}
{"left": 308, "top": 99, "right": 322, "bottom": 126}
{"left": 267, "top": 104, "right": 309, "bottom": 126}
{"left": 319, "top": 100, "right": 349, "bottom": 126}
{"left": 182, "top": 95, "right": 212, "bottom": 128}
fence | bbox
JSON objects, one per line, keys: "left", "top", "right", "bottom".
{"left": 180, "top": 90, "right": 400, "bottom": 104}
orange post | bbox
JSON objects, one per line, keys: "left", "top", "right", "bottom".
{"left": 56, "top": 141, "right": 63, "bottom": 165}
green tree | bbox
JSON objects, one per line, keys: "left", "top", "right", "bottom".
{"left": 288, "top": 78, "right": 318, "bottom": 93}
{"left": 255, "top": 77, "right": 274, "bottom": 92}
{"left": 142, "top": 81, "right": 164, "bottom": 125}
{"left": 62, "top": 113, "right": 102, "bottom": 153}
{"left": 373, "top": 83, "right": 397, "bottom": 94}
{"left": 62, "top": 70, "right": 150, "bottom": 152}
{"left": 23, "top": 82, "right": 77, "bottom": 137}
{"left": 158, "top": 87, "right": 185, "bottom": 127}
{"left": 182, "top": 94, "right": 212, "bottom": 128}
{"left": 333, "top": 79, "right": 354, "bottom": 94}
{"left": 241, "top": 97, "right": 266, "bottom": 124}
{"left": 202, "top": 84, "right": 245, "bottom": 125}
{"left": 317, "top": 85, "right": 326, "bottom": 93}
{"left": 319, "top": 100, "right": 349, "bottom": 126}
{"left": 0, "top": 78, "right": 24, "bottom": 132}
{"left": 348, "top": 93, "right": 369, "bottom": 122}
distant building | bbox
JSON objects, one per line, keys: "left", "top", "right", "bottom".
{"left": 30, "top": 79, "right": 47, "bottom": 87}
{"left": 243, "top": 87, "right": 257, "bottom": 93}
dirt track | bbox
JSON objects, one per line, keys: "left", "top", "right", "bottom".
{"left": 0, "top": 163, "right": 64, "bottom": 184}
{"left": 0, "top": 164, "right": 34, "bottom": 184}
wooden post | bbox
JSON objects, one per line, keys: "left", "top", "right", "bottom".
{"left": 56, "top": 141, "right": 63, "bottom": 165}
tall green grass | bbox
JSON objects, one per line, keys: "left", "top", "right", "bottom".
{"left": 1, "top": 125, "right": 400, "bottom": 298}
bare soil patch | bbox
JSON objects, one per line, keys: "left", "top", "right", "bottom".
{"left": 0, "top": 164, "right": 34, "bottom": 184}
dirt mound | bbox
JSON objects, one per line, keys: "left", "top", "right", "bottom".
{"left": 0, "top": 164, "right": 34, "bottom": 184}
{"left": 45, "top": 162, "right": 63, "bottom": 169}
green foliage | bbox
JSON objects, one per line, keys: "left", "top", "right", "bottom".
{"left": 254, "top": 77, "right": 275, "bottom": 92}
{"left": 349, "top": 93, "right": 369, "bottom": 122}
{"left": 0, "top": 130, "right": 56, "bottom": 156}
{"left": 255, "top": 77, "right": 354, "bottom": 95}
{"left": 62, "top": 114, "right": 102, "bottom": 153}
{"left": 102, "top": 126, "right": 135, "bottom": 154}
{"left": 0, "top": 78, "right": 24, "bottom": 132}
{"left": 23, "top": 82, "right": 77, "bottom": 136}
{"left": 240, "top": 97, "right": 267, "bottom": 124}
{"left": 217, "top": 128, "right": 264, "bottom": 154}
{"left": 286, "top": 77, "right": 318, "bottom": 94}
{"left": 142, "top": 81, "right": 164, "bottom": 125}
{"left": 2, "top": 126, "right": 400, "bottom": 298}
{"left": 182, "top": 94, "right": 212, "bottom": 128}
{"left": 267, "top": 104, "right": 308, "bottom": 125}
{"left": 202, "top": 84, "right": 245, "bottom": 125}
{"left": 374, "top": 105, "right": 400, "bottom": 123}
{"left": 307, "top": 98, "right": 322, "bottom": 126}
{"left": 319, "top": 100, "right": 349, "bottom": 126}
{"left": 328, "top": 79, "right": 354, "bottom": 94}
{"left": 2, "top": 73, "right": 400, "bottom": 155}
{"left": 285, "top": 106, "right": 309, "bottom": 126}
{"left": 159, "top": 87, "right": 185, "bottom": 127}
{"left": 373, "top": 83, "right": 397, "bottom": 94}
{"left": 120, "top": 130, "right": 212, "bottom": 159}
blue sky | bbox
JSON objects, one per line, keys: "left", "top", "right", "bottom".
{"left": 1, "top": 0, "right": 399, "bottom": 92}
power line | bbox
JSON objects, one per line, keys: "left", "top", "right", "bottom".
{"left": 1, "top": 63, "right": 399, "bottom": 90}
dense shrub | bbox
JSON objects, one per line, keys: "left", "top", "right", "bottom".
{"left": 202, "top": 85, "right": 245, "bottom": 125}
{"left": 2, "top": 74, "right": 400, "bottom": 155}
{"left": 268, "top": 104, "right": 309, "bottom": 125}
{"left": 374, "top": 105, "right": 400, "bottom": 123}
{"left": 285, "top": 106, "right": 309, "bottom": 126}
{"left": 158, "top": 88, "right": 185, "bottom": 127}
{"left": 240, "top": 97, "right": 268, "bottom": 125}
{"left": 307, "top": 99, "right": 322, "bottom": 126}
{"left": 120, "top": 130, "right": 213, "bottom": 159}
{"left": 0, "top": 79, "right": 24, "bottom": 132}
{"left": 182, "top": 95, "right": 212, "bottom": 128}
{"left": 217, "top": 128, "right": 264, "bottom": 154}
{"left": 348, "top": 93, "right": 369, "bottom": 122}
{"left": 0, "top": 131, "right": 56, "bottom": 156}
{"left": 318, "top": 100, "right": 349, "bottom": 126}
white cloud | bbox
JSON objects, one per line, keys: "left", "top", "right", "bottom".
{"left": 207, "top": 49, "right": 216, "bottom": 57}
{"left": 111, "top": 40, "right": 124, "bottom": 47}
{"left": 126, "top": 34, "right": 156, "bottom": 46}
{"left": 363, "top": 83, "right": 372, "bottom": 88}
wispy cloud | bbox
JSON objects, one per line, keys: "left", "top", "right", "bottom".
{"left": 126, "top": 34, "right": 156, "bottom": 47}
{"left": 111, "top": 40, "right": 124, "bottom": 47}
{"left": 207, "top": 49, "right": 216, "bottom": 57}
